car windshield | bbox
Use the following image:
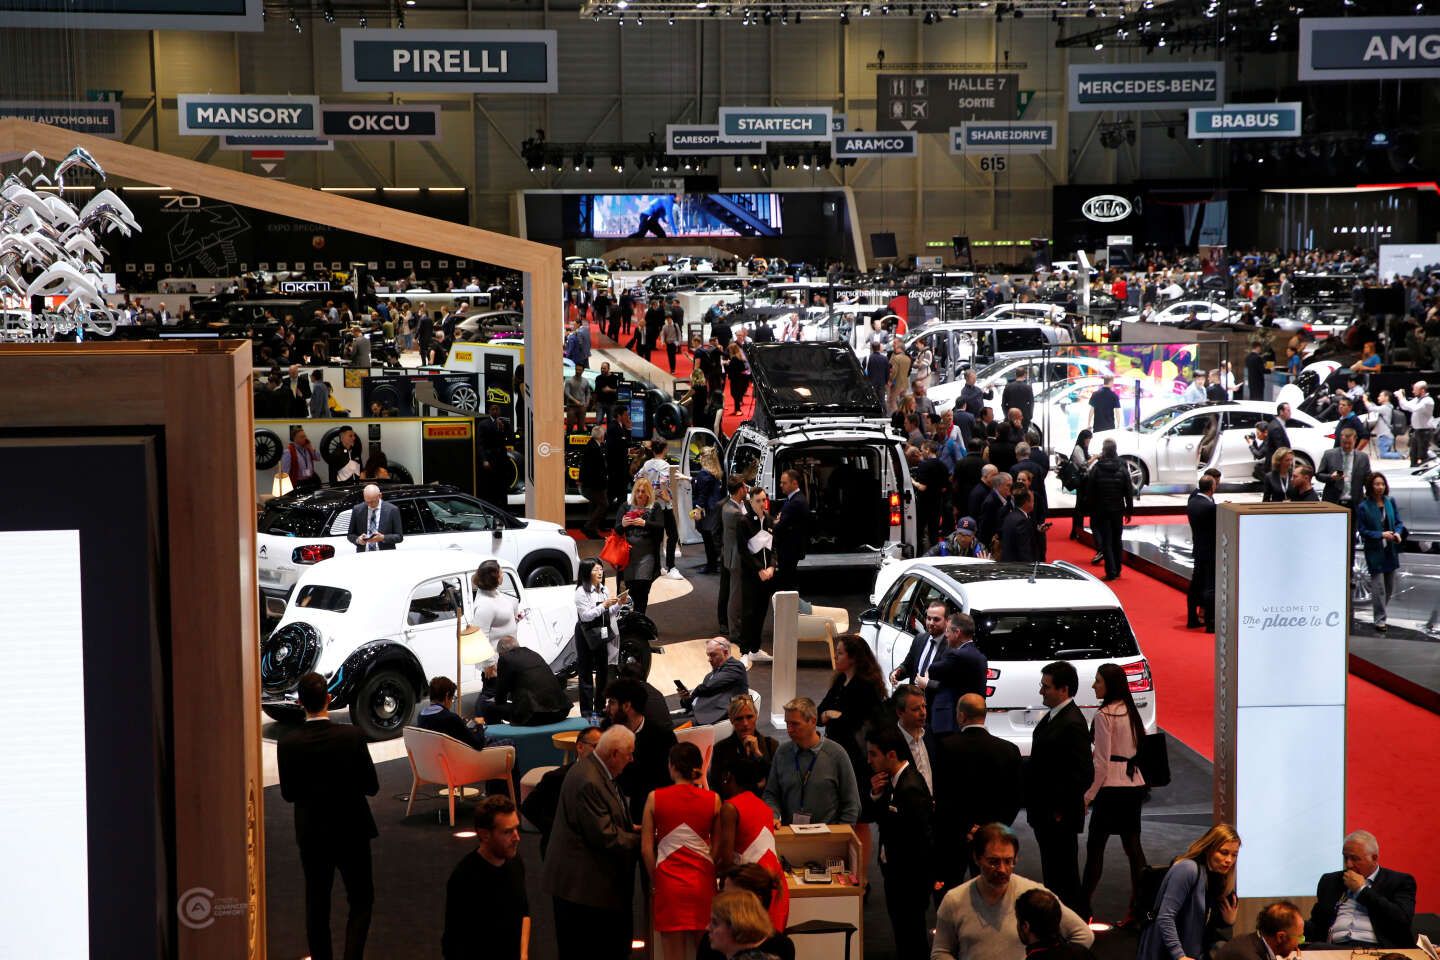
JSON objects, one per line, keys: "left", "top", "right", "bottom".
{"left": 974, "top": 358, "right": 1024, "bottom": 382}
{"left": 972, "top": 608, "right": 1140, "bottom": 661}
{"left": 259, "top": 503, "right": 331, "bottom": 538}
{"left": 1037, "top": 377, "right": 1098, "bottom": 402}
{"left": 295, "top": 585, "right": 352, "bottom": 612}
{"left": 1136, "top": 403, "right": 1205, "bottom": 433}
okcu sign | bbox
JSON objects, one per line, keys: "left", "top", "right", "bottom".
{"left": 321, "top": 105, "right": 442, "bottom": 141}
{"left": 1081, "top": 195, "right": 1134, "bottom": 223}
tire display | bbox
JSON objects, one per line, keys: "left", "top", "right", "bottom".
{"left": 255, "top": 428, "right": 283, "bottom": 471}
{"left": 319, "top": 425, "right": 354, "bottom": 464}
{"left": 387, "top": 460, "right": 415, "bottom": 484}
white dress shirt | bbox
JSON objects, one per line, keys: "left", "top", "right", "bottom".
{"left": 901, "top": 726, "right": 933, "bottom": 794}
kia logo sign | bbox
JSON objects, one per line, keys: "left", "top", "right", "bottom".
{"left": 1081, "top": 194, "right": 1133, "bottom": 223}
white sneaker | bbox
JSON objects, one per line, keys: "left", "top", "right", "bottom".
{"left": 741, "top": 654, "right": 753, "bottom": 670}
{"left": 749, "top": 650, "right": 774, "bottom": 662}
{"left": 664, "top": 567, "right": 685, "bottom": 580}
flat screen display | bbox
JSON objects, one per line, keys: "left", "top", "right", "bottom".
{"left": 587, "top": 193, "right": 784, "bottom": 238}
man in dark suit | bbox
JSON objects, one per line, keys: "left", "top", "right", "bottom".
{"left": 929, "top": 612, "right": 988, "bottom": 737}
{"left": 1269, "top": 402, "right": 1293, "bottom": 451}
{"left": 604, "top": 408, "right": 633, "bottom": 508}
{"left": 680, "top": 637, "right": 749, "bottom": 725}
{"left": 1025, "top": 660, "right": 1091, "bottom": 914}
{"left": 889, "top": 600, "right": 953, "bottom": 731}
{"left": 481, "top": 635, "right": 571, "bottom": 725}
{"left": 1001, "top": 487, "right": 1042, "bottom": 563}
{"left": 934, "top": 694, "right": 1023, "bottom": 890}
{"left": 1002, "top": 365, "right": 1035, "bottom": 426}
{"left": 1217, "top": 901, "right": 1305, "bottom": 960}
{"left": 1186, "top": 474, "right": 1218, "bottom": 630}
{"left": 1305, "top": 830, "right": 1416, "bottom": 947}
{"left": 1245, "top": 340, "right": 1268, "bottom": 400}
{"left": 277, "top": 672, "right": 379, "bottom": 960}
{"left": 540, "top": 725, "right": 640, "bottom": 960}
{"left": 978, "top": 470, "right": 1015, "bottom": 548}
{"left": 1289, "top": 464, "right": 1320, "bottom": 502}
{"left": 772, "top": 468, "right": 810, "bottom": 592}
{"left": 345, "top": 484, "right": 405, "bottom": 552}
{"left": 718, "top": 475, "right": 749, "bottom": 638}
{"left": 1318, "top": 428, "right": 1371, "bottom": 508}
{"left": 604, "top": 677, "right": 677, "bottom": 824}
{"left": 866, "top": 724, "right": 936, "bottom": 959}
{"left": 968, "top": 464, "right": 999, "bottom": 522}
{"left": 521, "top": 725, "right": 601, "bottom": 857}
{"left": 284, "top": 362, "right": 312, "bottom": 417}
{"left": 419, "top": 675, "right": 490, "bottom": 750}
{"left": 891, "top": 684, "right": 937, "bottom": 797}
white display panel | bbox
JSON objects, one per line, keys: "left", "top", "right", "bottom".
{"left": 0, "top": 530, "right": 90, "bottom": 959}
{"left": 1235, "top": 705, "right": 1346, "bottom": 896}
{"left": 1235, "top": 513, "right": 1349, "bottom": 708}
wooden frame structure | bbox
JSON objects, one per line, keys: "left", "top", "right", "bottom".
{"left": 0, "top": 117, "right": 565, "bottom": 523}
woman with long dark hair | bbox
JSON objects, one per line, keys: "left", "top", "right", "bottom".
{"left": 1137, "top": 825, "right": 1241, "bottom": 960}
{"left": 1080, "top": 662, "right": 1149, "bottom": 921}
{"left": 1357, "top": 472, "right": 1406, "bottom": 632}
{"left": 1070, "top": 429, "right": 1095, "bottom": 540}
{"left": 816, "top": 633, "right": 888, "bottom": 869}
{"left": 573, "top": 556, "right": 620, "bottom": 716}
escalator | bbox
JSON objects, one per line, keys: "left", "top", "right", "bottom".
{"left": 694, "top": 194, "right": 782, "bottom": 238}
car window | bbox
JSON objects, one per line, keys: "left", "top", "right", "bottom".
{"left": 883, "top": 576, "right": 920, "bottom": 630}
{"left": 908, "top": 580, "right": 953, "bottom": 632}
{"left": 1168, "top": 414, "right": 1214, "bottom": 437}
{"left": 407, "top": 577, "right": 461, "bottom": 626}
{"left": 423, "top": 496, "right": 499, "bottom": 532}
{"left": 972, "top": 608, "right": 1140, "bottom": 661}
{"left": 995, "top": 328, "right": 1046, "bottom": 353}
{"left": 1225, "top": 411, "right": 1266, "bottom": 431}
{"left": 295, "top": 585, "right": 351, "bottom": 613}
{"left": 260, "top": 504, "right": 331, "bottom": 538}
{"left": 398, "top": 500, "right": 429, "bottom": 535}
{"left": 730, "top": 443, "right": 762, "bottom": 483}
{"left": 501, "top": 571, "right": 521, "bottom": 603}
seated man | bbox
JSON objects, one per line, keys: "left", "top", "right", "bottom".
{"left": 419, "top": 676, "right": 489, "bottom": 751}
{"left": 480, "top": 634, "right": 571, "bottom": 726}
{"left": 1305, "top": 830, "right": 1416, "bottom": 947}
{"left": 680, "top": 637, "right": 749, "bottom": 725}
{"left": 1216, "top": 900, "right": 1305, "bottom": 960}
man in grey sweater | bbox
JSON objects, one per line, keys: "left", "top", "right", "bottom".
{"left": 932, "top": 823, "right": 1093, "bottom": 960}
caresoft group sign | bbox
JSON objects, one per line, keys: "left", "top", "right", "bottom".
{"left": 1188, "top": 103, "right": 1302, "bottom": 139}
{"left": 178, "top": 94, "right": 319, "bottom": 136}
{"left": 321, "top": 104, "right": 442, "bottom": 141}
{"left": 1299, "top": 16, "right": 1440, "bottom": 80}
{"left": 0, "top": 101, "right": 121, "bottom": 139}
{"left": 832, "top": 131, "right": 919, "bottom": 158}
{"left": 341, "top": 29, "right": 558, "bottom": 93}
{"left": 949, "top": 121, "right": 1056, "bottom": 154}
{"left": 718, "top": 106, "right": 833, "bottom": 143}
{"left": 665, "top": 124, "right": 764, "bottom": 156}
{"left": 1068, "top": 62, "right": 1224, "bottom": 112}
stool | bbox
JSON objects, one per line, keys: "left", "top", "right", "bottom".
{"left": 520, "top": 765, "right": 556, "bottom": 805}
{"left": 786, "top": 919, "right": 856, "bottom": 960}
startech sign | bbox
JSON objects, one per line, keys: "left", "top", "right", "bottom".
{"left": 1188, "top": 103, "right": 1302, "bottom": 139}
{"left": 1300, "top": 16, "right": 1440, "bottom": 80}
{"left": 178, "top": 95, "right": 320, "bottom": 136}
{"left": 718, "top": 106, "right": 833, "bottom": 142}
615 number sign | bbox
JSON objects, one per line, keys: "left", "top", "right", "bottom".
{"left": 978, "top": 156, "right": 1008, "bottom": 172}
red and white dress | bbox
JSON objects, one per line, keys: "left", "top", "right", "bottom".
{"left": 652, "top": 783, "right": 719, "bottom": 932}
{"left": 729, "top": 790, "right": 791, "bottom": 934}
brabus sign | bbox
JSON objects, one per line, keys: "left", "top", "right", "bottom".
{"left": 832, "top": 132, "right": 919, "bottom": 158}
{"left": 1081, "top": 195, "right": 1134, "bottom": 223}
{"left": 1299, "top": 16, "right": 1440, "bottom": 81}
{"left": 1188, "top": 103, "right": 1302, "bottom": 140}
{"left": 1067, "top": 62, "right": 1224, "bottom": 112}
{"left": 178, "top": 94, "right": 320, "bottom": 136}
{"left": 322, "top": 104, "right": 441, "bottom": 141}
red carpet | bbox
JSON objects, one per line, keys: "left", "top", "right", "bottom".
{"left": 1047, "top": 527, "right": 1440, "bottom": 910}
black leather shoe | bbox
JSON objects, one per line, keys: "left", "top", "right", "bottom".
{"left": 1185, "top": 619, "right": 1201, "bottom": 629}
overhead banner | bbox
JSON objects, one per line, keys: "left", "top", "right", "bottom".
{"left": 717, "top": 106, "right": 832, "bottom": 142}
{"left": 832, "top": 131, "right": 919, "bottom": 158}
{"left": 0, "top": 101, "right": 121, "bottom": 139}
{"left": 1, "top": 0, "right": 260, "bottom": 30}
{"left": 1299, "top": 16, "right": 1440, "bottom": 81}
{"left": 341, "top": 29, "right": 558, "bottom": 93}
{"left": 877, "top": 73, "right": 1018, "bottom": 132}
{"left": 1067, "top": 62, "right": 1225, "bottom": 112}
{"left": 1188, "top": 103, "right": 1302, "bottom": 140}
{"left": 321, "top": 104, "right": 442, "bottom": 141}
{"left": 177, "top": 94, "right": 320, "bottom": 136}
{"left": 665, "top": 124, "right": 765, "bottom": 155}
{"left": 831, "top": 113, "right": 847, "bottom": 133}
{"left": 219, "top": 134, "right": 334, "bottom": 151}
{"left": 950, "top": 121, "right": 1057, "bottom": 154}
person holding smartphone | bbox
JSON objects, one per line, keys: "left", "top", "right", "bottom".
{"left": 1137, "top": 825, "right": 1242, "bottom": 960}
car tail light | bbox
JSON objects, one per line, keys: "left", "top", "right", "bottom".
{"left": 888, "top": 492, "right": 902, "bottom": 527}
{"left": 985, "top": 667, "right": 999, "bottom": 698}
{"left": 292, "top": 544, "right": 336, "bottom": 564}
{"left": 1325, "top": 432, "right": 1335, "bottom": 440}
{"left": 1124, "top": 658, "right": 1153, "bottom": 693}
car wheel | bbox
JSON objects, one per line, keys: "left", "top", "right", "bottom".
{"left": 352, "top": 669, "right": 415, "bottom": 741}
{"left": 616, "top": 627, "right": 653, "bottom": 681}
{"left": 262, "top": 703, "right": 305, "bottom": 724}
{"left": 447, "top": 383, "right": 480, "bottom": 412}
{"left": 1121, "top": 456, "right": 1148, "bottom": 491}
{"left": 387, "top": 460, "right": 415, "bottom": 484}
{"left": 1292, "top": 452, "right": 1314, "bottom": 474}
{"left": 255, "top": 429, "right": 283, "bottom": 471}
{"left": 523, "top": 563, "right": 568, "bottom": 588}
{"left": 654, "top": 401, "right": 688, "bottom": 440}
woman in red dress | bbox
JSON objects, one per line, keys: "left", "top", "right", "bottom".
{"left": 712, "top": 752, "right": 790, "bottom": 935}
{"left": 642, "top": 741, "right": 721, "bottom": 959}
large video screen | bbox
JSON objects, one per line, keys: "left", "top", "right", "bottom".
{"left": 587, "top": 193, "right": 784, "bottom": 238}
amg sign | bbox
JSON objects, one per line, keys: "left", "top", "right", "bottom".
{"left": 1299, "top": 16, "right": 1440, "bottom": 80}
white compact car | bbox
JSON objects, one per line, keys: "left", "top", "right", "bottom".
{"left": 257, "top": 483, "right": 579, "bottom": 617}
{"left": 971, "top": 302, "right": 1069, "bottom": 325}
{"left": 858, "top": 556, "right": 1156, "bottom": 755}
{"left": 1092, "top": 401, "right": 1333, "bottom": 490}
{"left": 260, "top": 550, "right": 657, "bottom": 739}
{"left": 930, "top": 354, "right": 1115, "bottom": 419}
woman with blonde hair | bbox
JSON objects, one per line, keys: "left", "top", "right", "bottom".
{"left": 616, "top": 475, "right": 664, "bottom": 614}
{"left": 1137, "top": 824, "right": 1241, "bottom": 960}
{"left": 704, "top": 890, "right": 789, "bottom": 960}
{"left": 1262, "top": 447, "right": 1294, "bottom": 503}
{"left": 691, "top": 445, "right": 725, "bottom": 574}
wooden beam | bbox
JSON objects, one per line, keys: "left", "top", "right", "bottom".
{"left": 0, "top": 118, "right": 565, "bottom": 525}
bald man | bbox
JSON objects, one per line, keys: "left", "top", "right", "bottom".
{"left": 680, "top": 637, "right": 748, "bottom": 725}
{"left": 346, "top": 483, "right": 405, "bottom": 552}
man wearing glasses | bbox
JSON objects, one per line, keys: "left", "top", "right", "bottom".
{"left": 519, "top": 726, "right": 602, "bottom": 858}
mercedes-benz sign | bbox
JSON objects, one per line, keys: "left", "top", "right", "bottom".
{"left": 1081, "top": 195, "right": 1133, "bottom": 223}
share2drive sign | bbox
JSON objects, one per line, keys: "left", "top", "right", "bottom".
{"left": 718, "top": 106, "right": 833, "bottom": 143}
{"left": 832, "top": 132, "right": 918, "bottom": 158}
{"left": 178, "top": 94, "right": 320, "bottom": 136}
{"left": 1068, "top": 62, "right": 1224, "bottom": 112}
{"left": 950, "top": 121, "right": 1056, "bottom": 154}
{"left": 1300, "top": 16, "right": 1440, "bottom": 80}
{"left": 1188, "top": 103, "right": 1302, "bottom": 140}
{"left": 342, "top": 29, "right": 557, "bottom": 93}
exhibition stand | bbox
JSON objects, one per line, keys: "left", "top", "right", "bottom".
{"left": 776, "top": 824, "right": 866, "bottom": 960}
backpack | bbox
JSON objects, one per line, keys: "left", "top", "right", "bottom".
{"left": 1392, "top": 406, "right": 1408, "bottom": 436}
{"left": 1057, "top": 458, "right": 1082, "bottom": 493}
{"left": 1136, "top": 865, "right": 1171, "bottom": 928}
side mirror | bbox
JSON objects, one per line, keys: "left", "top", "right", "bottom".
{"left": 858, "top": 607, "right": 880, "bottom": 626}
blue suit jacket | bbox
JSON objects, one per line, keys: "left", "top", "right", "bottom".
{"left": 1138, "top": 858, "right": 1226, "bottom": 960}
{"left": 927, "top": 641, "right": 988, "bottom": 734}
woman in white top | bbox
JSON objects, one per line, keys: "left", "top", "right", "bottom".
{"left": 471, "top": 559, "right": 520, "bottom": 640}
{"left": 1081, "top": 661, "right": 1148, "bottom": 922}
{"left": 1365, "top": 390, "right": 1404, "bottom": 460}
{"left": 573, "top": 556, "right": 622, "bottom": 716}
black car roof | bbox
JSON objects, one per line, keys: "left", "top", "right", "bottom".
{"left": 270, "top": 482, "right": 461, "bottom": 510}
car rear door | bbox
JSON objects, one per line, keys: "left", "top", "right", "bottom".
{"left": 862, "top": 572, "right": 923, "bottom": 684}
{"left": 1217, "top": 410, "right": 1267, "bottom": 480}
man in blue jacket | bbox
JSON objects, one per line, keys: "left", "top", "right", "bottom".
{"left": 928, "top": 612, "right": 988, "bottom": 736}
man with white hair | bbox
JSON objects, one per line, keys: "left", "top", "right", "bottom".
{"left": 542, "top": 724, "right": 639, "bottom": 959}
{"left": 1305, "top": 830, "right": 1416, "bottom": 947}
{"left": 1396, "top": 380, "right": 1435, "bottom": 465}
{"left": 345, "top": 483, "right": 404, "bottom": 552}
{"left": 679, "top": 637, "right": 749, "bottom": 725}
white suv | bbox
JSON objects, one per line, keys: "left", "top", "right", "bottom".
{"left": 858, "top": 556, "right": 1157, "bottom": 755}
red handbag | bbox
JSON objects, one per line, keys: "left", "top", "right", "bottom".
{"left": 600, "top": 530, "right": 631, "bottom": 570}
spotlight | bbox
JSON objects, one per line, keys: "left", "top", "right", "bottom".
{"left": 949, "top": 3, "right": 958, "bottom": 13}
{"left": 612, "top": 154, "right": 624, "bottom": 171}
{"left": 784, "top": 153, "right": 798, "bottom": 169}
{"left": 1157, "top": 34, "right": 1165, "bottom": 46}
{"left": 396, "top": 8, "right": 405, "bottom": 26}
{"left": 323, "top": 0, "right": 335, "bottom": 22}
{"left": 358, "top": 12, "right": 366, "bottom": 25}
{"left": 593, "top": 11, "right": 600, "bottom": 19}
{"left": 1094, "top": 40, "right": 1103, "bottom": 49}
{"left": 668, "top": 13, "right": 674, "bottom": 23}
{"left": 839, "top": 5, "right": 849, "bottom": 17}
{"left": 573, "top": 151, "right": 585, "bottom": 171}
{"left": 781, "top": 8, "right": 789, "bottom": 22}
{"left": 617, "top": 14, "right": 624, "bottom": 24}
{"left": 735, "top": 156, "right": 744, "bottom": 172}
{"left": 802, "top": 153, "right": 812, "bottom": 169}
{"left": 880, "top": 2, "right": 890, "bottom": 12}
{"left": 405, "top": 0, "right": 416, "bottom": 5}
{"left": 636, "top": 12, "right": 643, "bottom": 24}
{"left": 860, "top": 3, "right": 870, "bottom": 12}
{"left": 762, "top": 6, "right": 772, "bottom": 22}
{"left": 616, "top": 0, "right": 627, "bottom": 7}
